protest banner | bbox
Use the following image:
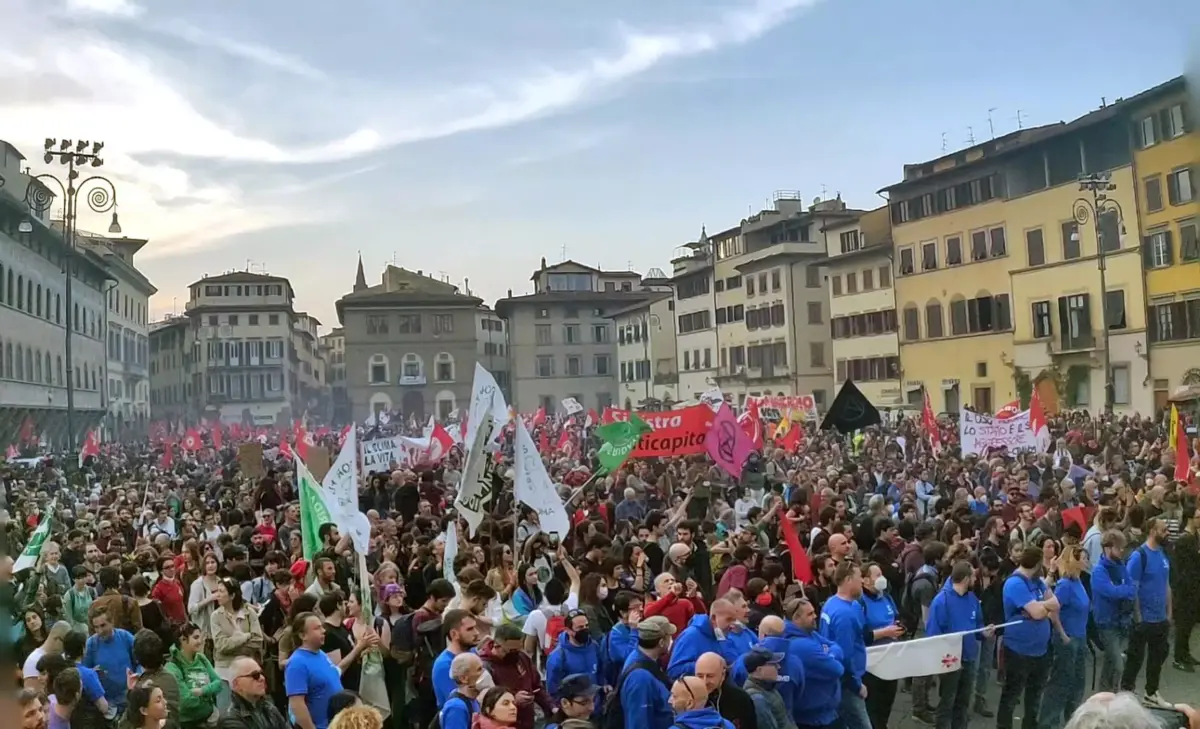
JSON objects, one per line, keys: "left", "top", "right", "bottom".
{"left": 959, "top": 408, "right": 1037, "bottom": 455}
{"left": 361, "top": 436, "right": 402, "bottom": 474}
{"left": 238, "top": 443, "right": 264, "bottom": 478}
{"left": 306, "top": 446, "right": 332, "bottom": 482}
{"left": 749, "top": 393, "right": 819, "bottom": 423}
{"left": 600, "top": 404, "right": 714, "bottom": 458}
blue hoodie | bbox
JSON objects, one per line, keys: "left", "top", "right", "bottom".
{"left": 1091, "top": 553, "right": 1136, "bottom": 629}
{"left": 546, "top": 635, "right": 604, "bottom": 701}
{"left": 789, "top": 626, "right": 845, "bottom": 727}
{"left": 1127, "top": 543, "right": 1171, "bottom": 624}
{"left": 730, "top": 634, "right": 805, "bottom": 716}
{"left": 667, "top": 615, "right": 737, "bottom": 681}
{"left": 620, "top": 650, "right": 673, "bottom": 729}
{"left": 926, "top": 582, "right": 984, "bottom": 663}
{"left": 860, "top": 591, "right": 900, "bottom": 639}
{"left": 819, "top": 594, "right": 866, "bottom": 693}
{"left": 725, "top": 623, "right": 757, "bottom": 658}
{"left": 602, "top": 624, "right": 638, "bottom": 686}
{"left": 671, "top": 706, "right": 734, "bottom": 729}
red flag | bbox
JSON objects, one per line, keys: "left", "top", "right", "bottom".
{"left": 296, "top": 428, "right": 311, "bottom": 461}
{"left": 279, "top": 440, "right": 294, "bottom": 460}
{"left": 18, "top": 416, "right": 35, "bottom": 446}
{"left": 532, "top": 407, "right": 547, "bottom": 427}
{"left": 160, "top": 442, "right": 174, "bottom": 471}
{"left": 426, "top": 423, "right": 454, "bottom": 463}
{"left": 778, "top": 513, "right": 813, "bottom": 583}
{"left": 538, "top": 427, "right": 550, "bottom": 455}
{"left": 556, "top": 427, "right": 574, "bottom": 455}
{"left": 778, "top": 426, "right": 802, "bottom": 453}
{"left": 6, "top": 444, "right": 19, "bottom": 459}
{"left": 1061, "top": 506, "right": 1088, "bottom": 534}
{"left": 78, "top": 429, "right": 100, "bottom": 468}
{"left": 738, "top": 400, "right": 764, "bottom": 451}
{"left": 1175, "top": 417, "right": 1192, "bottom": 483}
{"left": 339, "top": 424, "right": 352, "bottom": 447}
{"left": 182, "top": 429, "right": 202, "bottom": 452}
{"left": 211, "top": 427, "right": 223, "bottom": 450}
{"left": 921, "top": 388, "right": 942, "bottom": 457}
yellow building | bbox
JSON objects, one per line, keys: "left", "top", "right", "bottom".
{"left": 1127, "top": 76, "right": 1200, "bottom": 405}
{"left": 883, "top": 136, "right": 1026, "bottom": 413}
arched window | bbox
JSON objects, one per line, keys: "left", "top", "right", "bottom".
{"left": 56, "top": 355, "right": 63, "bottom": 385}
{"left": 25, "top": 279, "right": 32, "bottom": 313}
{"left": 0, "top": 264, "right": 5, "bottom": 303}
{"left": 435, "top": 389, "right": 456, "bottom": 421}
{"left": 434, "top": 352, "right": 455, "bottom": 382}
{"left": 73, "top": 302, "right": 79, "bottom": 331}
{"left": 15, "top": 345, "right": 24, "bottom": 380}
{"left": 401, "top": 353, "right": 424, "bottom": 381}
{"left": 368, "top": 392, "right": 393, "bottom": 414}
{"left": 35, "top": 284, "right": 42, "bottom": 317}
{"left": 4, "top": 342, "right": 12, "bottom": 378}
{"left": 55, "top": 294, "right": 61, "bottom": 324}
{"left": 901, "top": 304, "right": 920, "bottom": 342}
{"left": 34, "top": 350, "right": 42, "bottom": 383}
{"left": 5, "top": 269, "right": 13, "bottom": 306}
{"left": 16, "top": 275, "right": 24, "bottom": 310}
{"left": 925, "top": 300, "right": 944, "bottom": 339}
{"left": 368, "top": 354, "right": 390, "bottom": 385}
{"left": 949, "top": 295, "right": 969, "bottom": 336}
{"left": 44, "top": 352, "right": 51, "bottom": 384}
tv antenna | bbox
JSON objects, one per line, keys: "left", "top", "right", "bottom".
{"left": 966, "top": 126, "right": 976, "bottom": 145}
{"left": 1015, "top": 109, "right": 1026, "bottom": 129}
{"left": 987, "top": 108, "right": 997, "bottom": 139}
{"left": 560, "top": 244, "right": 567, "bottom": 261}
{"left": 941, "top": 132, "right": 947, "bottom": 153}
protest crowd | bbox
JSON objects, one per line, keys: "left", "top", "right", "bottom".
{"left": 3, "top": 365, "right": 1200, "bottom": 729}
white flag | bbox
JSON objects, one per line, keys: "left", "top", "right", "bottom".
{"left": 466, "top": 364, "right": 510, "bottom": 452}
{"left": 443, "top": 522, "right": 459, "bottom": 585}
{"left": 14, "top": 504, "right": 54, "bottom": 572}
{"left": 864, "top": 622, "right": 1018, "bottom": 680}
{"left": 423, "top": 415, "right": 435, "bottom": 438}
{"left": 561, "top": 397, "right": 583, "bottom": 415}
{"left": 319, "top": 428, "right": 370, "bottom": 555}
{"left": 454, "top": 413, "right": 495, "bottom": 537}
{"left": 513, "top": 421, "right": 571, "bottom": 539}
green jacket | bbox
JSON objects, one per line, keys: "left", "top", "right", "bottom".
{"left": 163, "top": 645, "right": 222, "bottom": 725}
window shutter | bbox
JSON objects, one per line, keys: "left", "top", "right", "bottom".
{"left": 1132, "top": 118, "right": 1145, "bottom": 149}
{"left": 1057, "top": 297, "right": 1069, "bottom": 343}
{"left": 1142, "top": 235, "right": 1154, "bottom": 267}
{"left": 1168, "top": 172, "right": 1180, "bottom": 206}
{"left": 1080, "top": 293, "right": 1092, "bottom": 334}
{"left": 1164, "top": 230, "right": 1175, "bottom": 266}
{"left": 1159, "top": 109, "right": 1172, "bottom": 140}
{"left": 1182, "top": 102, "right": 1193, "bottom": 134}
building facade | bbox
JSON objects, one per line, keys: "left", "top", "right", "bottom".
{"left": 338, "top": 261, "right": 481, "bottom": 422}
{"left": 671, "top": 234, "right": 719, "bottom": 403}
{"left": 1128, "top": 77, "right": 1200, "bottom": 406}
{"left": 320, "top": 328, "right": 350, "bottom": 424}
{"left": 148, "top": 316, "right": 193, "bottom": 423}
{"left": 822, "top": 206, "right": 901, "bottom": 406}
{"left": 83, "top": 234, "right": 156, "bottom": 440}
{"left": 0, "top": 141, "right": 109, "bottom": 449}
{"left": 496, "top": 259, "right": 647, "bottom": 414}
{"left": 293, "top": 312, "right": 330, "bottom": 421}
{"left": 608, "top": 276, "right": 677, "bottom": 410}
{"left": 476, "top": 307, "right": 510, "bottom": 402}
{"left": 184, "top": 271, "right": 301, "bottom": 426}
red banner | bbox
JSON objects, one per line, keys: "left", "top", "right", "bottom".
{"left": 602, "top": 404, "right": 715, "bottom": 457}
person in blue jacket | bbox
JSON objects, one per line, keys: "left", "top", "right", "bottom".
{"left": 997, "top": 545, "right": 1058, "bottom": 729}
{"left": 926, "top": 561, "right": 991, "bottom": 729}
{"left": 602, "top": 592, "right": 642, "bottom": 687}
{"left": 668, "top": 675, "right": 734, "bottom": 729}
{"left": 546, "top": 609, "right": 604, "bottom": 713}
{"left": 788, "top": 596, "right": 845, "bottom": 729}
{"left": 724, "top": 591, "right": 759, "bottom": 658}
{"left": 819, "top": 562, "right": 870, "bottom": 729}
{"left": 1038, "top": 545, "right": 1090, "bottom": 729}
{"left": 437, "top": 653, "right": 483, "bottom": 729}
{"left": 859, "top": 563, "right": 906, "bottom": 729}
{"left": 616, "top": 616, "right": 675, "bottom": 729}
{"left": 667, "top": 599, "right": 740, "bottom": 680}
{"left": 1091, "top": 529, "right": 1136, "bottom": 692}
{"left": 1120, "top": 517, "right": 1173, "bottom": 707}
{"left": 744, "top": 615, "right": 804, "bottom": 717}
{"left": 545, "top": 674, "right": 601, "bottom": 729}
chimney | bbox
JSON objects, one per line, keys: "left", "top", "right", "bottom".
{"left": 464, "top": 277, "right": 470, "bottom": 295}
{"left": 540, "top": 256, "right": 547, "bottom": 270}
{"left": 507, "top": 288, "right": 513, "bottom": 297}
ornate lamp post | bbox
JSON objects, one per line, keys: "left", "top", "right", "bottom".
{"left": 20, "top": 138, "right": 121, "bottom": 450}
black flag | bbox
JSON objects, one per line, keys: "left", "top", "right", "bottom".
{"left": 820, "top": 380, "right": 882, "bottom": 434}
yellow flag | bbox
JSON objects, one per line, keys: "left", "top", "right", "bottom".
{"left": 1170, "top": 404, "right": 1180, "bottom": 447}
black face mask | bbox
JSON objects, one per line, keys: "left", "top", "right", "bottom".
{"left": 571, "top": 628, "right": 589, "bottom": 644}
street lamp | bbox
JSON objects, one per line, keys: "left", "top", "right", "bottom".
{"left": 1071, "top": 171, "right": 1126, "bottom": 417}
{"left": 22, "top": 137, "right": 120, "bottom": 452}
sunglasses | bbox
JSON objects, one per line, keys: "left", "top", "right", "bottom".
{"left": 237, "top": 670, "right": 265, "bottom": 681}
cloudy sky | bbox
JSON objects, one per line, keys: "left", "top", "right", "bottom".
{"left": 2, "top": 0, "right": 1194, "bottom": 328}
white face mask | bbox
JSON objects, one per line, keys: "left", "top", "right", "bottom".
{"left": 713, "top": 626, "right": 726, "bottom": 641}
{"left": 874, "top": 576, "right": 889, "bottom": 593}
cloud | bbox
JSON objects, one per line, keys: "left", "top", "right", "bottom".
{"left": 143, "top": 21, "right": 330, "bottom": 82}
{"left": 64, "top": 0, "right": 141, "bottom": 17}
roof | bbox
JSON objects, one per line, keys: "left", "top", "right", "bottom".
{"left": 879, "top": 75, "right": 1187, "bottom": 194}
{"left": 604, "top": 292, "right": 673, "bottom": 319}
{"left": 812, "top": 242, "right": 894, "bottom": 267}
{"left": 190, "top": 271, "right": 291, "bottom": 286}
{"left": 149, "top": 317, "right": 189, "bottom": 334}
{"left": 494, "top": 290, "right": 654, "bottom": 319}
{"left": 530, "top": 259, "right": 641, "bottom": 281}
{"left": 336, "top": 290, "right": 483, "bottom": 324}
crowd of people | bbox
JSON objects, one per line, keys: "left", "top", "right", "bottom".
{"left": 3, "top": 406, "right": 1200, "bottom": 729}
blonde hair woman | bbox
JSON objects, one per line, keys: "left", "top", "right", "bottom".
{"left": 327, "top": 703, "right": 383, "bottom": 729}
{"left": 1038, "top": 544, "right": 1091, "bottom": 729}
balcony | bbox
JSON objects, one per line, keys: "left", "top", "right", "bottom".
{"left": 1051, "top": 329, "right": 1104, "bottom": 355}
{"left": 747, "top": 364, "right": 791, "bottom": 381}
{"left": 714, "top": 365, "right": 747, "bottom": 381}
{"left": 653, "top": 372, "right": 678, "bottom": 385}
{"left": 398, "top": 373, "right": 426, "bottom": 386}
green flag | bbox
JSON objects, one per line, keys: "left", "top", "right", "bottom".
{"left": 596, "top": 413, "right": 652, "bottom": 474}
{"left": 14, "top": 502, "right": 55, "bottom": 572}
{"left": 296, "top": 459, "right": 331, "bottom": 562}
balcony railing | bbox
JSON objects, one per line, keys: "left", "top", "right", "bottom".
{"left": 1053, "top": 329, "right": 1103, "bottom": 354}
{"left": 652, "top": 372, "right": 678, "bottom": 385}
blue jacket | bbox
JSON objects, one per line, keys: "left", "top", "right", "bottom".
{"left": 926, "top": 583, "right": 984, "bottom": 663}
{"left": 789, "top": 626, "right": 844, "bottom": 727}
{"left": 1091, "top": 553, "right": 1136, "bottom": 629}
{"left": 731, "top": 634, "right": 804, "bottom": 716}
{"left": 667, "top": 615, "right": 737, "bottom": 680}
{"left": 602, "top": 623, "right": 638, "bottom": 686}
{"left": 437, "top": 694, "right": 478, "bottom": 729}
{"left": 725, "top": 623, "right": 757, "bottom": 658}
{"left": 620, "top": 651, "right": 673, "bottom": 729}
{"left": 819, "top": 595, "right": 866, "bottom": 692}
{"left": 1127, "top": 544, "right": 1171, "bottom": 624}
{"left": 671, "top": 706, "right": 734, "bottom": 729}
{"left": 546, "top": 636, "right": 603, "bottom": 699}
{"left": 860, "top": 592, "right": 900, "bottom": 639}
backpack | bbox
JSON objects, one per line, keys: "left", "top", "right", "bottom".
{"left": 543, "top": 608, "right": 567, "bottom": 657}
{"left": 390, "top": 612, "right": 419, "bottom": 665}
{"left": 428, "top": 690, "right": 470, "bottom": 729}
{"left": 900, "top": 571, "right": 935, "bottom": 634}
{"left": 601, "top": 656, "right": 670, "bottom": 729}
{"left": 414, "top": 617, "right": 447, "bottom": 684}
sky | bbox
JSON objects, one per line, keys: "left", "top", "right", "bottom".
{"left": 2, "top": 0, "right": 1196, "bottom": 331}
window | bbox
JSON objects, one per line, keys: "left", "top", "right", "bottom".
{"left": 1145, "top": 230, "right": 1173, "bottom": 268}
{"left": 208, "top": 315, "right": 218, "bottom": 326}
{"left": 1025, "top": 228, "right": 1045, "bottom": 266}
{"left": 536, "top": 308, "right": 550, "bottom": 319}
{"left": 1112, "top": 364, "right": 1131, "bottom": 405}
{"left": 879, "top": 266, "right": 891, "bottom": 287}
{"left": 921, "top": 241, "right": 938, "bottom": 271}
{"left": 950, "top": 298, "right": 968, "bottom": 335}
{"left": 727, "top": 275, "right": 743, "bottom": 289}
{"left": 831, "top": 276, "right": 842, "bottom": 296}
{"left": 228, "top": 315, "right": 239, "bottom": 326}
{"left": 536, "top": 324, "right": 552, "bottom": 345}
{"left": 746, "top": 277, "right": 755, "bottom": 296}
{"left": 1168, "top": 168, "right": 1194, "bottom": 205}
{"left": 970, "top": 231, "right": 988, "bottom": 261}
{"left": 925, "top": 302, "right": 944, "bottom": 338}
{"left": 1145, "top": 176, "right": 1164, "bottom": 212}
{"left": 898, "top": 247, "right": 914, "bottom": 275}
{"left": 1062, "top": 221, "right": 1081, "bottom": 260}
{"left": 758, "top": 274, "right": 767, "bottom": 293}
{"left": 563, "top": 306, "right": 579, "bottom": 319}
{"left": 771, "top": 269, "right": 781, "bottom": 291}
{"left": 269, "top": 314, "right": 279, "bottom": 325}
{"left": 807, "top": 302, "right": 822, "bottom": 324}
{"left": 248, "top": 314, "right": 259, "bottom": 326}
{"left": 563, "top": 324, "right": 580, "bottom": 344}
{"left": 839, "top": 230, "right": 861, "bottom": 253}
{"left": 536, "top": 356, "right": 554, "bottom": 377}
{"left": 365, "top": 315, "right": 389, "bottom": 335}
{"left": 435, "top": 353, "right": 454, "bottom": 382}
{"left": 1165, "top": 103, "right": 1188, "bottom": 139}
{"left": 397, "top": 315, "right": 422, "bottom": 333}
{"left": 1058, "top": 293, "right": 1093, "bottom": 349}
{"left": 902, "top": 306, "right": 920, "bottom": 341}
{"left": 594, "top": 355, "right": 610, "bottom": 376}
{"left": 1105, "top": 290, "right": 1127, "bottom": 330}
{"left": 677, "top": 310, "right": 711, "bottom": 334}
{"left": 677, "top": 275, "right": 710, "bottom": 300}
{"left": 683, "top": 350, "right": 690, "bottom": 370}
{"left": 1181, "top": 221, "right": 1199, "bottom": 262}
{"left": 566, "top": 356, "right": 582, "bottom": 376}
{"left": 862, "top": 269, "right": 873, "bottom": 289}
{"left": 939, "top": 237, "right": 960, "bottom": 267}
{"left": 989, "top": 227, "right": 1007, "bottom": 257}
{"left": 369, "top": 354, "right": 388, "bottom": 384}
{"left": 846, "top": 272, "right": 858, "bottom": 294}
{"left": 1098, "top": 210, "right": 1121, "bottom": 253}
{"left": 810, "top": 342, "right": 825, "bottom": 367}
{"left": 1032, "top": 301, "right": 1053, "bottom": 339}
{"left": 433, "top": 314, "right": 453, "bottom": 334}
{"left": 1138, "top": 115, "right": 1157, "bottom": 148}
{"left": 592, "top": 324, "right": 609, "bottom": 342}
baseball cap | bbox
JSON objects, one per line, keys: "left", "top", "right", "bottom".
{"left": 566, "top": 608, "right": 588, "bottom": 624}
{"left": 558, "top": 674, "right": 601, "bottom": 701}
{"left": 742, "top": 646, "right": 785, "bottom": 673}
{"left": 636, "top": 616, "right": 677, "bottom": 642}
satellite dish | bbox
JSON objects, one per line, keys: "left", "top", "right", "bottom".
{"left": 813, "top": 196, "right": 822, "bottom": 205}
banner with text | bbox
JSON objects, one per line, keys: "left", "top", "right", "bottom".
{"left": 748, "top": 394, "right": 818, "bottom": 423}
{"left": 601, "top": 404, "right": 715, "bottom": 458}
{"left": 959, "top": 408, "right": 1037, "bottom": 455}
{"left": 361, "top": 436, "right": 403, "bottom": 474}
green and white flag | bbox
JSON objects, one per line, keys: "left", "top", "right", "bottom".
{"left": 15, "top": 502, "right": 55, "bottom": 572}
{"left": 296, "top": 457, "right": 331, "bottom": 562}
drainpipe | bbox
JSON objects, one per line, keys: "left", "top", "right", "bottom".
{"left": 1125, "top": 147, "right": 1153, "bottom": 394}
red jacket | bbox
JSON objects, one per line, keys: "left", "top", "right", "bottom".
{"left": 150, "top": 578, "right": 186, "bottom": 625}
{"left": 644, "top": 592, "right": 707, "bottom": 635}
{"left": 478, "top": 639, "right": 555, "bottom": 729}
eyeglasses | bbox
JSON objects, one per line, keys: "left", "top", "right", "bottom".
{"left": 236, "top": 670, "right": 265, "bottom": 681}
